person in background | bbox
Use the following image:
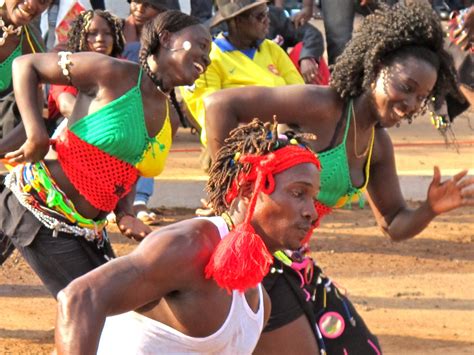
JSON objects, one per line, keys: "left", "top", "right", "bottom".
{"left": 171, "top": 0, "right": 213, "bottom": 24}
{"left": 268, "top": 3, "right": 329, "bottom": 84}
{"left": 42, "top": 0, "right": 107, "bottom": 52}
{"left": 0, "top": 0, "right": 51, "bottom": 267}
{"left": 211, "top": 4, "right": 329, "bottom": 85}
{"left": 432, "top": 4, "right": 473, "bottom": 130}
{"left": 123, "top": 0, "right": 166, "bottom": 44}
{"left": 273, "top": 0, "right": 313, "bottom": 28}
{"left": 54, "top": 119, "right": 321, "bottom": 355}
{"left": 212, "top": 1, "right": 327, "bottom": 85}
{"left": 181, "top": 0, "right": 304, "bottom": 148}
{"left": 0, "top": 0, "right": 51, "bottom": 158}
{"left": 321, "top": 0, "right": 377, "bottom": 65}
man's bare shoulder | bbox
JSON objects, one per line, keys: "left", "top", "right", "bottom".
{"left": 135, "top": 218, "right": 223, "bottom": 273}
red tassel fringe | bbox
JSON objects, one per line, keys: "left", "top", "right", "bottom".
{"left": 205, "top": 223, "right": 273, "bottom": 293}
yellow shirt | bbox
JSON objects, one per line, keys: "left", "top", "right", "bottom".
{"left": 180, "top": 35, "right": 304, "bottom": 144}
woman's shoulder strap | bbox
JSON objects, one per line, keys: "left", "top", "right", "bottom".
{"left": 24, "top": 25, "right": 45, "bottom": 53}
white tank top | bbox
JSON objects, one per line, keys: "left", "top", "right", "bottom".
{"left": 97, "top": 216, "right": 265, "bottom": 355}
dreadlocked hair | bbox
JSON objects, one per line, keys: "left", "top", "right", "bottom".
{"left": 67, "top": 9, "right": 125, "bottom": 57}
{"left": 330, "top": 2, "right": 461, "bottom": 105}
{"left": 139, "top": 10, "right": 200, "bottom": 127}
{"left": 207, "top": 118, "right": 314, "bottom": 215}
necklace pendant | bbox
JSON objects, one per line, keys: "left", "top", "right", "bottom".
{"left": 156, "top": 85, "right": 170, "bottom": 99}
{"left": 0, "top": 16, "right": 22, "bottom": 47}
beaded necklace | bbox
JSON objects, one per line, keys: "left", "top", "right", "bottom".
{"left": 220, "top": 212, "right": 235, "bottom": 231}
{"left": 351, "top": 100, "right": 374, "bottom": 159}
{"left": 0, "top": 16, "right": 22, "bottom": 46}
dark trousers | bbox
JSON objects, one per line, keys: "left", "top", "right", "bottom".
{"left": 13, "top": 226, "right": 114, "bottom": 298}
{"left": 90, "top": 0, "right": 105, "bottom": 10}
{"left": 321, "top": 0, "right": 356, "bottom": 65}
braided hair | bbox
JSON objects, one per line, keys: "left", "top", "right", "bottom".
{"left": 207, "top": 119, "right": 315, "bottom": 215}
{"left": 139, "top": 10, "right": 201, "bottom": 127}
{"left": 67, "top": 9, "right": 125, "bottom": 57}
{"left": 330, "top": 2, "right": 461, "bottom": 107}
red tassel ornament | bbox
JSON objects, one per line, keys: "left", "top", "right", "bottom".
{"left": 205, "top": 223, "right": 273, "bottom": 293}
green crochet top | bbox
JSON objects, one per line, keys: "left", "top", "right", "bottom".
{"left": 317, "top": 100, "right": 375, "bottom": 208}
{"left": 69, "top": 67, "right": 154, "bottom": 165}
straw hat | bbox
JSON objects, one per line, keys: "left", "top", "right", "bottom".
{"left": 210, "top": 0, "right": 268, "bottom": 28}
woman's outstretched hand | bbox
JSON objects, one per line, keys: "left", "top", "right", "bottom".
{"left": 4, "top": 135, "right": 50, "bottom": 164}
{"left": 118, "top": 215, "right": 152, "bottom": 242}
{"left": 427, "top": 166, "right": 474, "bottom": 215}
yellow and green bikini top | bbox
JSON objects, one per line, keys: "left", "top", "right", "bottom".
{"left": 317, "top": 100, "right": 375, "bottom": 209}
{"left": 55, "top": 67, "right": 172, "bottom": 211}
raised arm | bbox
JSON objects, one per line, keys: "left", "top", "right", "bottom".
{"left": 204, "top": 84, "right": 328, "bottom": 158}
{"left": 55, "top": 219, "right": 217, "bottom": 355}
{"left": 367, "top": 129, "right": 474, "bottom": 241}
{"left": 7, "top": 52, "right": 124, "bottom": 163}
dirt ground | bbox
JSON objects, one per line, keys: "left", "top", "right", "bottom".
{"left": 0, "top": 203, "right": 472, "bottom": 355}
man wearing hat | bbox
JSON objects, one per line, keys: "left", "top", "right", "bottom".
{"left": 180, "top": 0, "right": 305, "bottom": 146}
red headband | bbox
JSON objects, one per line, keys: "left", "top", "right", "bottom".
{"left": 205, "top": 145, "right": 321, "bottom": 292}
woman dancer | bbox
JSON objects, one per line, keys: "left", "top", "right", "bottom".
{"left": 204, "top": 3, "right": 474, "bottom": 354}
{"left": 0, "top": 0, "right": 51, "bottom": 264}
{"left": 0, "top": 0, "right": 50, "bottom": 155}
{"left": 0, "top": 10, "right": 211, "bottom": 298}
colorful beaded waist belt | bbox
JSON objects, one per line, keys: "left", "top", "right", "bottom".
{"left": 4, "top": 161, "right": 107, "bottom": 242}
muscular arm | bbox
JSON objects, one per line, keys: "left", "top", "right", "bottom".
{"left": 367, "top": 129, "right": 474, "bottom": 241}
{"left": 55, "top": 220, "right": 218, "bottom": 355}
